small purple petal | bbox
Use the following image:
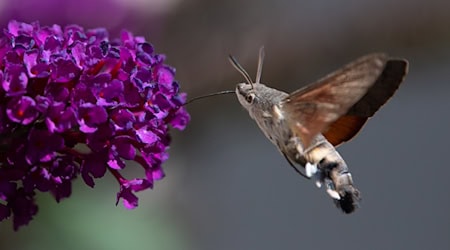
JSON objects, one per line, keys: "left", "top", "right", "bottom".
{"left": 96, "top": 79, "right": 124, "bottom": 106}
{"left": 150, "top": 167, "right": 165, "bottom": 181}
{"left": 44, "top": 35, "right": 62, "bottom": 52}
{"left": 116, "top": 187, "right": 138, "bottom": 209}
{"left": 6, "top": 96, "right": 39, "bottom": 125}
{"left": 107, "top": 158, "right": 125, "bottom": 170}
{"left": 113, "top": 136, "right": 136, "bottom": 160}
{"left": 78, "top": 104, "right": 108, "bottom": 133}
{"left": 86, "top": 123, "right": 114, "bottom": 151}
{"left": 136, "top": 43, "right": 155, "bottom": 66}
{"left": 136, "top": 126, "right": 158, "bottom": 144}
{"left": 154, "top": 65, "right": 175, "bottom": 86}
{"left": 50, "top": 58, "right": 81, "bottom": 82}
{"left": 2, "top": 64, "right": 28, "bottom": 96}
{"left": 81, "top": 151, "right": 108, "bottom": 187}
{"left": 23, "top": 49, "right": 39, "bottom": 76}
{"left": 116, "top": 178, "right": 152, "bottom": 209}
{"left": 34, "top": 96, "right": 51, "bottom": 113}
{"left": 110, "top": 108, "right": 135, "bottom": 130}
{"left": 170, "top": 108, "right": 190, "bottom": 130}
{"left": 45, "top": 103, "right": 77, "bottom": 133}
{"left": 152, "top": 93, "right": 174, "bottom": 110}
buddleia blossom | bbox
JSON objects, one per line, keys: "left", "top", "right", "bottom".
{"left": 0, "top": 20, "right": 190, "bottom": 230}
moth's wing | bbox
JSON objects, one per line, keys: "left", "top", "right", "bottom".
{"left": 281, "top": 53, "right": 388, "bottom": 148}
{"left": 323, "top": 59, "right": 408, "bottom": 146}
{"left": 322, "top": 115, "right": 368, "bottom": 146}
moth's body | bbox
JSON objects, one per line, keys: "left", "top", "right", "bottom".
{"left": 229, "top": 48, "right": 408, "bottom": 213}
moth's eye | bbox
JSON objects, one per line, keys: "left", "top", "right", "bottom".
{"left": 245, "top": 93, "right": 255, "bottom": 103}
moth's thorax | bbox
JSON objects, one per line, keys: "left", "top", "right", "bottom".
{"left": 235, "top": 82, "right": 290, "bottom": 146}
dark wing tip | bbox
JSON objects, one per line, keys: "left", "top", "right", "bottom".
{"left": 346, "top": 56, "right": 409, "bottom": 118}
{"left": 386, "top": 58, "right": 409, "bottom": 78}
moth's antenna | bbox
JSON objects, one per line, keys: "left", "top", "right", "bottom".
{"left": 228, "top": 55, "right": 254, "bottom": 89}
{"left": 255, "top": 46, "right": 265, "bottom": 84}
{"left": 184, "top": 90, "right": 235, "bottom": 105}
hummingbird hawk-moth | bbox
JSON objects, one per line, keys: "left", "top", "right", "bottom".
{"left": 228, "top": 48, "right": 408, "bottom": 213}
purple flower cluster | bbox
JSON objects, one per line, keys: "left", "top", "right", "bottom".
{"left": 0, "top": 20, "right": 189, "bottom": 230}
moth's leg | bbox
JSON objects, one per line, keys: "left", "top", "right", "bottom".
{"left": 323, "top": 177, "right": 341, "bottom": 200}
{"left": 305, "top": 162, "right": 318, "bottom": 178}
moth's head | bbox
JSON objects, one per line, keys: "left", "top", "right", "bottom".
{"left": 235, "top": 82, "right": 270, "bottom": 111}
{"left": 229, "top": 47, "right": 267, "bottom": 112}
{"left": 235, "top": 82, "right": 256, "bottom": 110}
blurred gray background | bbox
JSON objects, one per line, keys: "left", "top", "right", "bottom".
{"left": 1, "top": 0, "right": 449, "bottom": 250}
